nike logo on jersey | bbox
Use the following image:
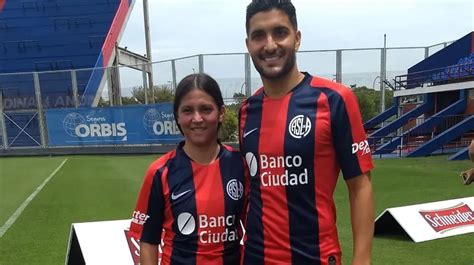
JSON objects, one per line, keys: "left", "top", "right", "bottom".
{"left": 171, "top": 189, "right": 192, "bottom": 200}
{"left": 243, "top": 128, "right": 258, "bottom": 138}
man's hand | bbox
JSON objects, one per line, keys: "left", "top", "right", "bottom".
{"left": 460, "top": 168, "right": 474, "bottom": 185}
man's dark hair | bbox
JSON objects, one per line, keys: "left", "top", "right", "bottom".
{"left": 246, "top": 0, "right": 297, "bottom": 34}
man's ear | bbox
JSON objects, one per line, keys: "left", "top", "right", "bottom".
{"left": 295, "top": 30, "right": 301, "bottom": 51}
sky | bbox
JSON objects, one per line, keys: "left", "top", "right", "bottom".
{"left": 117, "top": 0, "right": 473, "bottom": 94}
{"left": 121, "top": 0, "right": 473, "bottom": 60}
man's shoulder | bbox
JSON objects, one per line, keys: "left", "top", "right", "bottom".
{"left": 308, "top": 75, "right": 352, "bottom": 95}
{"left": 249, "top": 86, "right": 265, "bottom": 99}
{"left": 240, "top": 87, "right": 264, "bottom": 109}
{"left": 306, "top": 75, "right": 359, "bottom": 107}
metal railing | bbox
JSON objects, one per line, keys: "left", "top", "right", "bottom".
{"left": 394, "top": 60, "right": 474, "bottom": 90}
{"left": 0, "top": 40, "right": 457, "bottom": 151}
{"left": 369, "top": 114, "right": 474, "bottom": 157}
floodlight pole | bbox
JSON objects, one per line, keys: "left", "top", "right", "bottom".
{"left": 244, "top": 53, "right": 252, "bottom": 97}
{"left": 380, "top": 34, "right": 387, "bottom": 112}
{"left": 0, "top": 91, "right": 8, "bottom": 149}
{"left": 143, "top": 0, "right": 154, "bottom": 103}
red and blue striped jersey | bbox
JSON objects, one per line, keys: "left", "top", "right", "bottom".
{"left": 128, "top": 142, "right": 247, "bottom": 265}
{"left": 239, "top": 73, "right": 373, "bottom": 265}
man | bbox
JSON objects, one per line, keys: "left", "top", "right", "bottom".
{"left": 239, "top": 1, "right": 374, "bottom": 264}
{"left": 460, "top": 140, "right": 474, "bottom": 185}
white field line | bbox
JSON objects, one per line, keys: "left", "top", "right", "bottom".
{"left": 0, "top": 158, "right": 68, "bottom": 238}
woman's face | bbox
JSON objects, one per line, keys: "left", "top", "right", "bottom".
{"left": 177, "top": 89, "right": 224, "bottom": 147}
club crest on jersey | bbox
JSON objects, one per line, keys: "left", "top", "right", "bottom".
{"left": 288, "top": 115, "right": 312, "bottom": 139}
{"left": 226, "top": 179, "right": 244, "bottom": 200}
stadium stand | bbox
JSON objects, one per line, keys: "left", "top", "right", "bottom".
{"left": 0, "top": 0, "right": 134, "bottom": 147}
{"left": 366, "top": 32, "right": 474, "bottom": 158}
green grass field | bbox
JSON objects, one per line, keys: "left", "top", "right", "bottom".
{"left": 0, "top": 155, "right": 473, "bottom": 264}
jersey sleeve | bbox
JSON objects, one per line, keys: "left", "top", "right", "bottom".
{"left": 330, "top": 86, "right": 374, "bottom": 180}
{"left": 128, "top": 158, "right": 167, "bottom": 244}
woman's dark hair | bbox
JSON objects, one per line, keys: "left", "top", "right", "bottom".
{"left": 246, "top": 0, "right": 297, "bottom": 34}
{"left": 173, "top": 73, "right": 224, "bottom": 134}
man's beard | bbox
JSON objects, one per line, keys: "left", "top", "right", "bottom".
{"left": 253, "top": 52, "right": 297, "bottom": 80}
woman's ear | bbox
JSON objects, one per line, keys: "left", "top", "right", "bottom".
{"left": 219, "top": 105, "right": 226, "bottom": 123}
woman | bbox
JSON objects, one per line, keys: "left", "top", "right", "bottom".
{"left": 128, "top": 73, "right": 246, "bottom": 265}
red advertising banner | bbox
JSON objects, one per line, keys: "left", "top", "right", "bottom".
{"left": 124, "top": 229, "right": 163, "bottom": 265}
{"left": 375, "top": 197, "right": 474, "bottom": 243}
{"left": 124, "top": 230, "right": 140, "bottom": 264}
{"left": 419, "top": 203, "right": 474, "bottom": 233}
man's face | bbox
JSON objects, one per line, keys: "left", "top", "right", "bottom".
{"left": 246, "top": 9, "right": 301, "bottom": 80}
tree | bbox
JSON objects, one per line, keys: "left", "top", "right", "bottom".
{"left": 352, "top": 86, "right": 394, "bottom": 122}
{"left": 123, "top": 84, "right": 174, "bottom": 105}
{"left": 219, "top": 107, "right": 238, "bottom": 142}
{"left": 152, "top": 85, "right": 175, "bottom": 103}
{"left": 97, "top": 97, "right": 110, "bottom": 107}
{"left": 222, "top": 92, "right": 246, "bottom": 117}
{"left": 120, "top": 96, "right": 138, "bottom": 105}
{"left": 233, "top": 92, "right": 246, "bottom": 106}
{"left": 211, "top": 93, "right": 246, "bottom": 143}
{"left": 354, "top": 89, "right": 376, "bottom": 122}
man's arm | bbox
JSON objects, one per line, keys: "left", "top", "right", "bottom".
{"left": 346, "top": 172, "right": 374, "bottom": 265}
{"left": 140, "top": 241, "right": 158, "bottom": 265}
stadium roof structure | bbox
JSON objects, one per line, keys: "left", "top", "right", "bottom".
{"left": 0, "top": 0, "right": 135, "bottom": 108}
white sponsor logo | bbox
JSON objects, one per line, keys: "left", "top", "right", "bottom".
{"left": 199, "top": 214, "right": 239, "bottom": 243}
{"left": 63, "top": 113, "right": 85, "bottom": 137}
{"left": 288, "top": 115, "right": 312, "bottom": 139}
{"left": 226, "top": 179, "right": 243, "bottom": 200}
{"left": 143, "top": 108, "right": 180, "bottom": 136}
{"left": 260, "top": 154, "right": 308, "bottom": 187}
{"left": 152, "top": 120, "right": 180, "bottom": 135}
{"left": 260, "top": 154, "right": 303, "bottom": 168}
{"left": 74, "top": 123, "right": 127, "bottom": 137}
{"left": 63, "top": 112, "right": 127, "bottom": 138}
{"left": 246, "top": 152, "right": 309, "bottom": 187}
{"left": 85, "top": 115, "right": 106, "bottom": 122}
{"left": 177, "top": 212, "right": 195, "bottom": 235}
{"left": 352, "top": 140, "right": 371, "bottom": 155}
{"left": 171, "top": 189, "right": 191, "bottom": 201}
{"left": 243, "top": 128, "right": 258, "bottom": 138}
{"left": 245, "top": 152, "right": 258, "bottom": 177}
{"left": 176, "top": 213, "right": 239, "bottom": 244}
{"left": 132, "top": 210, "right": 150, "bottom": 225}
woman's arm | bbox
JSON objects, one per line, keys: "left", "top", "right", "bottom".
{"left": 140, "top": 241, "right": 159, "bottom": 265}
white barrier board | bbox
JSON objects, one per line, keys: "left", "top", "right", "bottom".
{"left": 65, "top": 219, "right": 139, "bottom": 265}
{"left": 375, "top": 196, "right": 474, "bottom": 243}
